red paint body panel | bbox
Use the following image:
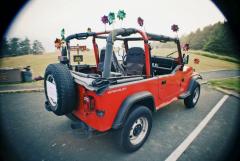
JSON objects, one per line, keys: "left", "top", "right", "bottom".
{"left": 67, "top": 29, "right": 196, "bottom": 132}
{"left": 73, "top": 67, "right": 193, "bottom": 132}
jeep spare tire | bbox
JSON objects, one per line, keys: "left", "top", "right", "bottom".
{"left": 44, "top": 63, "right": 76, "bottom": 116}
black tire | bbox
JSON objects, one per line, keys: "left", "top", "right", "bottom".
{"left": 184, "top": 82, "right": 200, "bottom": 108}
{"left": 116, "top": 106, "right": 152, "bottom": 152}
{"left": 44, "top": 63, "right": 76, "bottom": 116}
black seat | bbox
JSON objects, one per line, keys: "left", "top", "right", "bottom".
{"left": 98, "top": 49, "right": 125, "bottom": 75}
{"left": 125, "top": 47, "right": 145, "bottom": 75}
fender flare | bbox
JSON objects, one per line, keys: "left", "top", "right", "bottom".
{"left": 189, "top": 73, "right": 202, "bottom": 92}
{"left": 179, "top": 73, "right": 202, "bottom": 99}
{"left": 112, "top": 91, "right": 155, "bottom": 129}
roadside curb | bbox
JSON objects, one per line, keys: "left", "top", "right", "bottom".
{"left": 199, "top": 69, "right": 240, "bottom": 74}
{"left": 199, "top": 79, "right": 239, "bottom": 98}
{"left": 0, "top": 88, "right": 44, "bottom": 94}
{"left": 199, "top": 80, "right": 208, "bottom": 85}
{"left": 211, "top": 86, "right": 240, "bottom": 99}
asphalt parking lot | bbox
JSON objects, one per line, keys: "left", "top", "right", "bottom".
{"left": 0, "top": 84, "right": 239, "bottom": 161}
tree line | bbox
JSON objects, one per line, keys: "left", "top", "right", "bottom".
{"left": 0, "top": 37, "right": 45, "bottom": 57}
{"left": 181, "top": 21, "right": 239, "bottom": 57}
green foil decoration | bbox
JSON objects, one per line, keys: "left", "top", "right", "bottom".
{"left": 117, "top": 10, "right": 126, "bottom": 20}
{"left": 61, "top": 28, "right": 65, "bottom": 40}
{"left": 108, "top": 12, "right": 115, "bottom": 25}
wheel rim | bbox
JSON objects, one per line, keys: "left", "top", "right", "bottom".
{"left": 193, "top": 87, "right": 200, "bottom": 104}
{"left": 46, "top": 75, "right": 58, "bottom": 109}
{"left": 129, "top": 117, "right": 149, "bottom": 145}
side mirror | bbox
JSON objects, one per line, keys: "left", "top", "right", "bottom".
{"left": 183, "top": 54, "right": 189, "bottom": 64}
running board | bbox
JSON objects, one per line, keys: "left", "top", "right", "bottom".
{"left": 178, "top": 91, "right": 191, "bottom": 99}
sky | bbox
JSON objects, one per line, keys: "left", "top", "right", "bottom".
{"left": 6, "top": 0, "right": 225, "bottom": 52}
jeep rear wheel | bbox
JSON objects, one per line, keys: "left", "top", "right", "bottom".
{"left": 184, "top": 83, "right": 200, "bottom": 108}
{"left": 44, "top": 63, "right": 76, "bottom": 116}
{"left": 116, "top": 106, "right": 152, "bottom": 152}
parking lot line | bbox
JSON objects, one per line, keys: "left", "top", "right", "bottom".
{"left": 165, "top": 95, "right": 229, "bottom": 161}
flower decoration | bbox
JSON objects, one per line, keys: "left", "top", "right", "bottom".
{"left": 194, "top": 58, "right": 200, "bottom": 64}
{"left": 54, "top": 38, "right": 61, "bottom": 49}
{"left": 171, "top": 24, "right": 179, "bottom": 32}
{"left": 117, "top": 10, "right": 126, "bottom": 20}
{"left": 108, "top": 12, "right": 115, "bottom": 25}
{"left": 183, "top": 43, "right": 190, "bottom": 51}
{"left": 137, "top": 17, "right": 144, "bottom": 27}
{"left": 101, "top": 15, "right": 109, "bottom": 24}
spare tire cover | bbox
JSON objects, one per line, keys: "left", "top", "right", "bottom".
{"left": 44, "top": 63, "right": 76, "bottom": 116}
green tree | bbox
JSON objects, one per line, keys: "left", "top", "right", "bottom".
{"left": 0, "top": 38, "right": 10, "bottom": 57}
{"left": 19, "top": 38, "right": 31, "bottom": 55}
{"left": 32, "top": 40, "right": 44, "bottom": 54}
{"left": 203, "top": 22, "right": 238, "bottom": 56}
{"left": 180, "top": 21, "right": 239, "bottom": 57}
{"left": 9, "top": 37, "right": 20, "bottom": 56}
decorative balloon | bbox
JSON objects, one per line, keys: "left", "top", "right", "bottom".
{"left": 108, "top": 12, "right": 115, "bottom": 25}
{"left": 137, "top": 17, "right": 144, "bottom": 27}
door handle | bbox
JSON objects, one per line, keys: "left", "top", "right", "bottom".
{"left": 161, "top": 80, "right": 167, "bottom": 85}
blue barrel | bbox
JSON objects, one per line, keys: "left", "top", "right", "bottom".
{"left": 21, "top": 68, "right": 32, "bottom": 82}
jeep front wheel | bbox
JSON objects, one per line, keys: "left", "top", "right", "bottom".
{"left": 184, "top": 83, "right": 200, "bottom": 108}
{"left": 116, "top": 106, "right": 152, "bottom": 152}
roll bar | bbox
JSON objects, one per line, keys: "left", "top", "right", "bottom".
{"left": 103, "top": 28, "right": 138, "bottom": 78}
{"left": 61, "top": 28, "right": 182, "bottom": 78}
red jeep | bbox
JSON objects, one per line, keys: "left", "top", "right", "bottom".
{"left": 44, "top": 28, "right": 201, "bottom": 152}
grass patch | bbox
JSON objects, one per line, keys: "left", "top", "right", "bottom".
{"left": 0, "top": 50, "right": 239, "bottom": 79}
{"left": 0, "top": 51, "right": 95, "bottom": 78}
{"left": 152, "top": 49, "right": 239, "bottom": 72}
{"left": 189, "top": 50, "right": 240, "bottom": 64}
{"left": 209, "top": 77, "right": 240, "bottom": 93}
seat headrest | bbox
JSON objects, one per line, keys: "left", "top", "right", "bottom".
{"left": 126, "top": 47, "right": 145, "bottom": 63}
{"left": 125, "top": 47, "right": 145, "bottom": 75}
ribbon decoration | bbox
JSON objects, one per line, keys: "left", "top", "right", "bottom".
{"left": 171, "top": 24, "right": 179, "bottom": 32}
{"left": 61, "top": 28, "right": 65, "bottom": 40}
{"left": 87, "top": 27, "right": 92, "bottom": 32}
{"left": 137, "top": 17, "right": 144, "bottom": 27}
{"left": 54, "top": 38, "right": 61, "bottom": 49}
{"left": 101, "top": 15, "right": 109, "bottom": 24}
{"left": 101, "top": 15, "right": 109, "bottom": 31}
{"left": 194, "top": 58, "right": 200, "bottom": 64}
{"left": 183, "top": 43, "right": 190, "bottom": 51}
{"left": 117, "top": 10, "right": 126, "bottom": 20}
{"left": 108, "top": 12, "right": 115, "bottom": 25}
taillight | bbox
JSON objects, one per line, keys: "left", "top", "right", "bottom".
{"left": 83, "top": 96, "right": 95, "bottom": 111}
